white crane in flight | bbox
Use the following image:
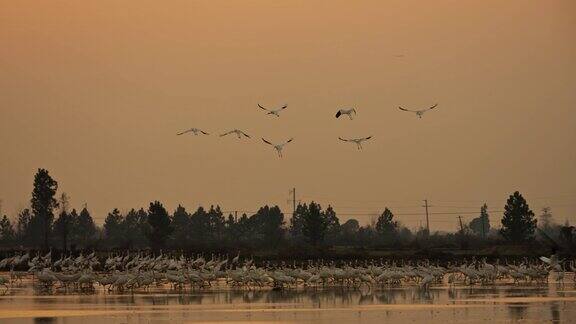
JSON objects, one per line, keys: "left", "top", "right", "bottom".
{"left": 339, "top": 136, "right": 372, "bottom": 150}
{"left": 258, "top": 104, "right": 287, "bottom": 117}
{"left": 335, "top": 108, "right": 357, "bottom": 120}
{"left": 262, "top": 138, "right": 294, "bottom": 157}
{"left": 398, "top": 104, "right": 438, "bottom": 118}
{"left": 177, "top": 128, "right": 209, "bottom": 136}
{"left": 220, "top": 129, "right": 251, "bottom": 139}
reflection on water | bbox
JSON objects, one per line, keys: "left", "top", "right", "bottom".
{"left": 0, "top": 284, "right": 575, "bottom": 323}
{"left": 34, "top": 319, "right": 55, "bottom": 324}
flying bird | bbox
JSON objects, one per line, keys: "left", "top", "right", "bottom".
{"left": 258, "top": 104, "right": 287, "bottom": 117}
{"left": 339, "top": 136, "right": 372, "bottom": 150}
{"left": 220, "top": 129, "right": 251, "bottom": 139}
{"left": 262, "top": 138, "right": 294, "bottom": 157}
{"left": 540, "top": 253, "right": 563, "bottom": 272}
{"left": 335, "top": 108, "right": 357, "bottom": 120}
{"left": 398, "top": 104, "right": 438, "bottom": 118}
{"left": 177, "top": 128, "right": 209, "bottom": 136}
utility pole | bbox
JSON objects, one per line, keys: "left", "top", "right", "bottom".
{"left": 292, "top": 188, "right": 296, "bottom": 216}
{"left": 458, "top": 215, "right": 465, "bottom": 249}
{"left": 287, "top": 188, "right": 296, "bottom": 217}
{"left": 422, "top": 199, "right": 431, "bottom": 235}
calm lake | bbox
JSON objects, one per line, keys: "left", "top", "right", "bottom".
{"left": 0, "top": 282, "right": 575, "bottom": 323}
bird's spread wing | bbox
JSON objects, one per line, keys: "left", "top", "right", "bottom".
{"left": 428, "top": 104, "right": 438, "bottom": 110}
{"left": 262, "top": 138, "right": 273, "bottom": 145}
{"left": 338, "top": 137, "right": 350, "bottom": 142}
{"left": 220, "top": 131, "right": 232, "bottom": 137}
{"left": 258, "top": 104, "right": 269, "bottom": 111}
{"left": 363, "top": 136, "right": 373, "bottom": 141}
{"left": 177, "top": 129, "right": 190, "bottom": 135}
{"left": 335, "top": 111, "right": 342, "bottom": 118}
{"left": 201, "top": 130, "right": 209, "bottom": 135}
{"left": 285, "top": 138, "right": 294, "bottom": 144}
{"left": 398, "top": 107, "right": 412, "bottom": 112}
{"left": 241, "top": 131, "right": 251, "bottom": 138}
{"left": 539, "top": 256, "right": 551, "bottom": 265}
{"left": 280, "top": 105, "right": 287, "bottom": 110}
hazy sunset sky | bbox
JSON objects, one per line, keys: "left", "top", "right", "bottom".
{"left": 1, "top": 0, "right": 575, "bottom": 231}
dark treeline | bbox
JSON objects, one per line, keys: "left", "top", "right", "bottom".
{"left": 0, "top": 169, "right": 574, "bottom": 256}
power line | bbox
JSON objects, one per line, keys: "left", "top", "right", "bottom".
{"left": 336, "top": 210, "right": 505, "bottom": 216}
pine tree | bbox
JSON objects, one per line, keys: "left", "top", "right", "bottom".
{"left": 170, "top": 205, "right": 190, "bottom": 247}
{"left": 30, "top": 168, "right": 59, "bottom": 249}
{"left": 539, "top": 207, "right": 554, "bottom": 232}
{"left": 375, "top": 208, "right": 398, "bottom": 243}
{"left": 0, "top": 215, "right": 15, "bottom": 245}
{"left": 53, "top": 193, "right": 72, "bottom": 251}
{"left": 54, "top": 210, "right": 73, "bottom": 251}
{"left": 15, "top": 208, "right": 32, "bottom": 245}
{"left": 251, "top": 205, "right": 285, "bottom": 247}
{"left": 104, "top": 208, "right": 124, "bottom": 248}
{"left": 75, "top": 207, "right": 96, "bottom": 248}
{"left": 500, "top": 191, "right": 537, "bottom": 242}
{"left": 469, "top": 204, "right": 490, "bottom": 238}
{"left": 301, "top": 202, "right": 328, "bottom": 245}
{"left": 146, "top": 201, "right": 173, "bottom": 250}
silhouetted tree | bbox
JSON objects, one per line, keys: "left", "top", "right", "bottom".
{"left": 74, "top": 207, "right": 97, "bottom": 248}
{"left": 190, "top": 206, "right": 209, "bottom": 246}
{"left": 301, "top": 202, "right": 328, "bottom": 245}
{"left": 324, "top": 205, "right": 340, "bottom": 242}
{"left": 341, "top": 219, "right": 360, "bottom": 235}
{"left": 0, "top": 215, "right": 15, "bottom": 245}
{"left": 224, "top": 213, "right": 240, "bottom": 245}
{"left": 146, "top": 201, "right": 173, "bottom": 250}
{"left": 500, "top": 191, "right": 537, "bottom": 242}
{"left": 357, "top": 225, "right": 377, "bottom": 246}
{"left": 170, "top": 205, "right": 190, "bottom": 248}
{"left": 207, "top": 205, "right": 225, "bottom": 241}
{"left": 15, "top": 208, "right": 33, "bottom": 246}
{"left": 53, "top": 193, "right": 73, "bottom": 251}
{"left": 104, "top": 208, "right": 124, "bottom": 248}
{"left": 559, "top": 221, "right": 574, "bottom": 246}
{"left": 30, "top": 168, "right": 59, "bottom": 249}
{"left": 251, "top": 205, "right": 285, "bottom": 247}
{"left": 123, "top": 208, "right": 148, "bottom": 249}
{"left": 289, "top": 204, "right": 309, "bottom": 239}
{"left": 54, "top": 209, "right": 77, "bottom": 251}
{"left": 469, "top": 204, "right": 490, "bottom": 238}
{"left": 375, "top": 208, "right": 398, "bottom": 243}
{"left": 538, "top": 207, "right": 554, "bottom": 232}
{"left": 397, "top": 226, "right": 413, "bottom": 245}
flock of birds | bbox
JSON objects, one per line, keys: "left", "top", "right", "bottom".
{"left": 176, "top": 103, "right": 439, "bottom": 157}
{"left": 0, "top": 252, "right": 574, "bottom": 293}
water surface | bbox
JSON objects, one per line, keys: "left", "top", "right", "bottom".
{"left": 0, "top": 282, "right": 574, "bottom": 323}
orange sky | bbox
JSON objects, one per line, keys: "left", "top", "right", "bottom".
{"left": 1, "top": 0, "right": 575, "bottom": 231}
